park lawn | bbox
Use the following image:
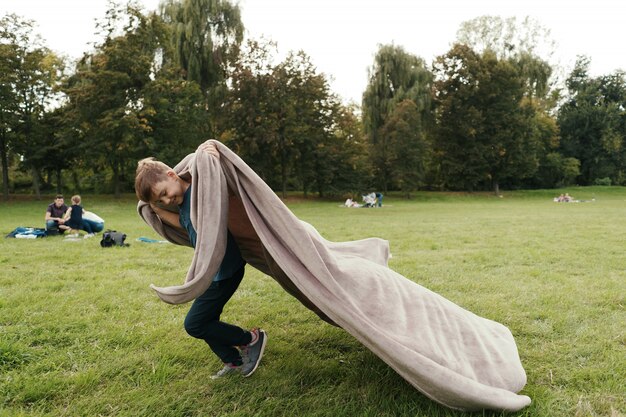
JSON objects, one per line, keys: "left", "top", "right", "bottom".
{"left": 0, "top": 187, "right": 624, "bottom": 417}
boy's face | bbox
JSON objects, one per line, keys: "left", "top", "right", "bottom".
{"left": 54, "top": 197, "right": 64, "bottom": 207}
{"left": 150, "top": 171, "right": 186, "bottom": 206}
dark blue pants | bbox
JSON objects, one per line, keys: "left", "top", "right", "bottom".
{"left": 184, "top": 265, "right": 251, "bottom": 364}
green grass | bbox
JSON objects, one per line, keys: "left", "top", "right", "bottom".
{"left": 1, "top": 187, "right": 624, "bottom": 417}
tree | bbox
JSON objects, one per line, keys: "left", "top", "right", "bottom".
{"left": 362, "top": 44, "right": 432, "bottom": 192}
{"left": 13, "top": 47, "right": 65, "bottom": 198}
{"left": 36, "top": 105, "right": 82, "bottom": 194}
{"left": 64, "top": 4, "right": 168, "bottom": 196}
{"left": 0, "top": 13, "right": 63, "bottom": 199}
{"left": 160, "top": 0, "right": 243, "bottom": 137}
{"left": 433, "top": 44, "right": 543, "bottom": 193}
{"left": 379, "top": 100, "right": 429, "bottom": 197}
{"left": 456, "top": 15, "right": 556, "bottom": 102}
{"left": 432, "top": 44, "right": 488, "bottom": 191}
{"left": 457, "top": 16, "right": 556, "bottom": 61}
{"left": 558, "top": 57, "right": 626, "bottom": 185}
{"left": 312, "top": 103, "right": 369, "bottom": 197}
{"left": 0, "top": 14, "right": 21, "bottom": 199}
{"left": 224, "top": 40, "right": 283, "bottom": 187}
{"left": 226, "top": 40, "right": 365, "bottom": 197}
{"left": 141, "top": 66, "right": 207, "bottom": 164}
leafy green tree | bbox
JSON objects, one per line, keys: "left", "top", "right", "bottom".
{"left": 362, "top": 44, "right": 432, "bottom": 192}
{"left": 226, "top": 40, "right": 365, "bottom": 197}
{"left": 36, "top": 105, "right": 82, "bottom": 194}
{"left": 433, "top": 44, "right": 543, "bottom": 193}
{"left": 0, "top": 14, "right": 21, "bottom": 199}
{"left": 558, "top": 57, "right": 626, "bottom": 185}
{"left": 455, "top": 15, "right": 564, "bottom": 190}
{"left": 432, "top": 44, "right": 488, "bottom": 190}
{"left": 312, "top": 103, "right": 369, "bottom": 197}
{"left": 534, "top": 152, "right": 580, "bottom": 188}
{"left": 141, "top": 66, "right": 207, "bottom": 164}
{"left": 224, "top": 40, "right": 283, "bottom": 186}
{"left": 379, "top": 100, "right": 429, "bottom": 197}
{"left": 0, "top": 13, "right": 63, "bottom": 199}
{"left": 457, "top": 15, "right": 557, "bottom": 102}
{"left": 520, "top": 104, "right": 580, "bottom": 188}
{"left": 64, "top": 4, "right": 168, "bottom": 196}
{"left": 160, "top": 0, "right": 243, "bottom": 137}
{"left": 13, "top": 48, "right": 64, "bottom": 198}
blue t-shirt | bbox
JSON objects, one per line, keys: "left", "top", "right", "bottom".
{"left": 178, "top": 185, "right": 245, "bottom": 281}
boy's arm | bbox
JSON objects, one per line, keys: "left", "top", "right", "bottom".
{"left": 150, "top": 203, "right": 183, "bottom": 230}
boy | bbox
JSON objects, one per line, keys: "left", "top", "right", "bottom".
{"left": 134, "top": 142, "right": 267, "bottom": 379}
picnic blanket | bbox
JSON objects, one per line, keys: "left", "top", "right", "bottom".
{"left": 137, "top": 140, "right": 531, "bottom": 411}
{"left": 6, "top": 227, "right": 47, "bottom": 239}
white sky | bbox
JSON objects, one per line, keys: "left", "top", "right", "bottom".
{"left": 2, "top": 0, "right": 625, "bottom": 104}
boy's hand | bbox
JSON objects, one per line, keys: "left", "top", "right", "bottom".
{"left": 198, "top": 141, "right": 219, "bottom": 160}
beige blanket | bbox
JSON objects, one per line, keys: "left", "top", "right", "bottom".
{"left": 137, "top": 140, "right": 531, "bottom": 411}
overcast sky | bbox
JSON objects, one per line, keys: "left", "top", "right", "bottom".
{"left": 2, "top": 0, "right": 625, "bottom": 104}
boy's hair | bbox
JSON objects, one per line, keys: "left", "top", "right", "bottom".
{"left": 55, "top": 194, "right": 64, "bottom": 200}
{"left": 135, "top": 157, "right": 172, "bottom": 202}
{"left": 71, "top": 195, "right": 81, "bottom": 204}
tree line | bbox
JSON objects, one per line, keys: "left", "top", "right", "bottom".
{"left": 1, "top": 3, "right": 625, "bottom": 200}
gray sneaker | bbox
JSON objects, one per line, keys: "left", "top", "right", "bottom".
{"left": 210, "top": 363, "right": 241, "bottom": 380}
{"left": 240, "top": 329, "right": 267, "bottom": 377}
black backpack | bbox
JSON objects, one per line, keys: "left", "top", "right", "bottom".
{"left": 100, "top": 230, "right": 128, "bottom": 247}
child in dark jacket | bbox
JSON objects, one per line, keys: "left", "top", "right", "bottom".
{"left": 64, "top": 195, "right": 95, "bottom": 237}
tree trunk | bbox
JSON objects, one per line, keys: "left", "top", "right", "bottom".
{"left": 494, "top": 181, "right": 500, "bottom": 196}
{"left": 72, "top": 170, "right": 81, "bottom": 193}
{"left": 0, "top": 133, "right": 9, "bottom": 201}
{"left": 280, "top": 141, "right": 287, "bottom": 199}
{"left": 112, "top": 162, "right": 120, "bottom": 198}
{"left": 56, "top": 168, "right": 62, "bottom": 194}
{"left": 31, "top": 165, "right": 41, "bottom": 200}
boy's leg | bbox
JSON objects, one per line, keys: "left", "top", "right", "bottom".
{"left": 184, "top": 265, "right": 252, "bottom": 364}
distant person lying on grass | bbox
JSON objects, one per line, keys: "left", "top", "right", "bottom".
{"left": 554, "top": 193, "right": 594, "bottom": 203}
{"left": 554, "top": 193, "right": 574, "bottom": 202}
{"left": 134, "top": 142, "right": 267, "bottom": 379}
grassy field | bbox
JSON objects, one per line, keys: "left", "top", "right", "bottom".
{"left": 1, "top": 187, "right": 624, "bottom": 417}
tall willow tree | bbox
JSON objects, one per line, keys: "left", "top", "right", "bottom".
{"left": 160, "top": 0, "right": 243, "bottom": 137}
{"left": 362, "top": 44, "right": 432, "bottom": 192}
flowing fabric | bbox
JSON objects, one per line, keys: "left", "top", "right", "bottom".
{"left": 137, "top": 140, "right": 531, "bottom": 411}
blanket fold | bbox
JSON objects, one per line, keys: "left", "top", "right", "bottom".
{"left": 137, "top": 140, "right": 531, "bottom": 411}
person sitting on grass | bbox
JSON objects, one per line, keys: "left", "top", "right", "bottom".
{"left": 45, "top": 194, "right": 70, "bottom": 235}
{"left": 63, "top": 195, "right": 95, "bottom": 238}
{"left": 134, "top": 142, "right": 267, "bottom": 379}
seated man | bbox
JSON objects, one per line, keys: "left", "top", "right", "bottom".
{"left": 45, "top": 194, "right": 70, "bottom": 235}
